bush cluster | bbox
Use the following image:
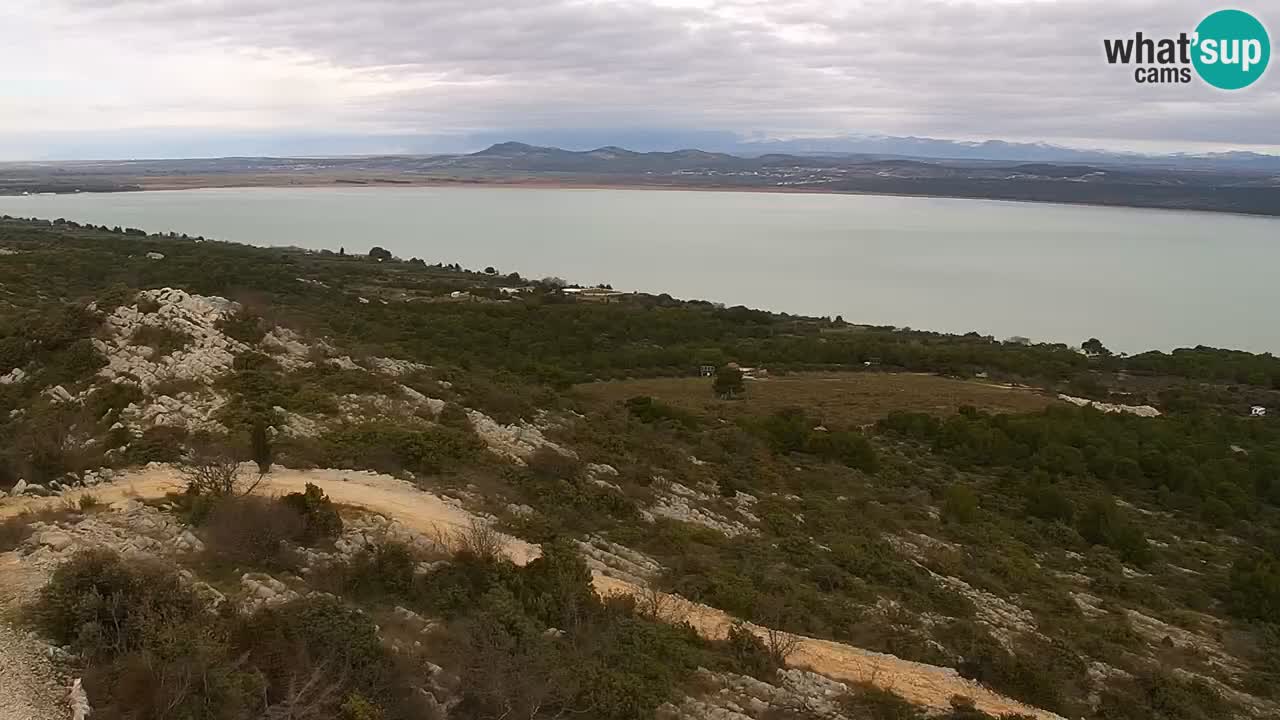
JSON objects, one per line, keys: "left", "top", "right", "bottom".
{"left": 33, "top": 549, "right": 425, "bottom": 720}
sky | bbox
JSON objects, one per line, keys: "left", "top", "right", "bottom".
{"left": 2, "top": 0, "right": 1278, "bottom": 160}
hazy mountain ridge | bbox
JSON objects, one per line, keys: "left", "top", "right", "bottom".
{"left": 3, "top": 140, "right": 1279, "bottom": 216}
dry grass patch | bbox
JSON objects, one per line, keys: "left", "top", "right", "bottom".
{"left": 574, "top": 372, "right": 1057, "bottom": 425}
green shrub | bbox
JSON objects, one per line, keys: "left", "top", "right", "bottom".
{"left": 437, "top": 401, "right": 472, "bottom": 429}
{"left": 34, "top": 549, "right": 204, "bottom": 659}
{"left": 280, "top": 483, "right": 343, "bottom": 544}
{"left": 324, "top": 540, "right": 420, "bottom": 601}
{"left": 760, "top": 408, "right": 811, "bottom": 454}
{"left": 217, "top": 311, "right": 268, "bottom": 344}
{"left": 624, "top": 396, "right": 699, "bottom": 430}
{"left": 125, "top": 425, "right": 189, "bottom": 463}
{"left": 86, "top": 382, "right": 144, "bottom": 423}
{"left": 1227, "top": 554, "right": 1280, "bottom": 621}
{"left": 944, "top": 624, "right": 1079, "bottom": 715}
{"left": 238, "top": 594, "right": 397, "bottom": 704}
{"left": 130, "top": 324, "right": 193, "bottom": 357}
{"left": 1077, "top": 498, "right": 1153, "bottom": 566}
{"left": 942, "top": 485, "right": 980, "bottom": 524}
{"left": 1024, "top": 483, "right": 1075, "bottom": 523}
{"left": 133, "top": 294, "right": 160, "bottom": 314}
{"left": 1094, "top": 671, "right": 1233, "bottom": 720}
{"left": 525, "top": 446, "right": 582, "bottom": 481}
{"left": 201, "top": 495, "right": 304, "bottom": 568}
{"left": 319, "top": 422, "right": 484, "bottom": 475}
{"left": 726, "top": 622, "right": 775, "bottom": 678}
{"left": 807, "top": 429, "right": 879, "bottom": 472}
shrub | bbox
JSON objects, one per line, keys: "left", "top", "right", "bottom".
{"left": 280, "top": 483, "right": 343, "bottom": 544}
{"left": 1077, "top": 497, "right": 1152, "bottom": 566}
{"left": 946, "top": 625, "right": 1079, "bottom": 715}
{"left": 202, "top": 495, "right": 305, "bottom": 568}
{"left": 942, "top": 485, "right": 980, "bottom": 524}
{"left": 238, "top": 594, "right": 398, "bottom": 710}
{"left": 1227, "top": 554, "right": 1280, "bottom": 621}
{"left": 624, "top": 396, "right": 698, "bottom": 430}
{"left": 326, "top": 540, "right": 420, "bottom": 600}
{"left": 45, "top": 340, "right": 107, "bottom": 386}
{"left": 437, "top": 402, "right": 472, "bottom": 429}
{"left": 760, "top": 408, "right": 811, "bottom": 454}
{"left": 130, "top": 324, "right": 193, "bottom": 357}
{"left": 713, "top": 366, "right": 745, "bottom": 399}
{"left": 319, "top": 422, "right": 484, "bottom": 476}
{"left": 135, "top": 295, "right": 161, "bottom": 314}
{"left": 34, "top": 549, "right": 204, "bottom": 659}
{"left": 726, "top": 622, "right": 776, "bottom": 678}
{"left": 11, "top": 404, "right": 78, "bottom": 483}
{"left": 86, "top": 382, "right": 144, "bottom": 423}
{"left": 179, "top": 444, "right": 264, "bottom": 497}
{"left": 1094, "top": 671, "right": 1233, "bottom": 720}
{"left": 1024, "top": 483, "right": 1075, "bottom": 523}
{"left": 525, "top": 446, "right": 582, "bottom": 481}
{"left": 250, "top": 420, "right": 272, "bottom": 474}
{"left": 217, "top": 311, "right": 268, "bottom": 345}
{"left": 807, "top": 429, "right": 879, "bottom": 472}
{"left": 32, "top": 550, "right": 261, "bottom": 718}
{"left": 125, "top": 425, "right": 189, "bottom": 463}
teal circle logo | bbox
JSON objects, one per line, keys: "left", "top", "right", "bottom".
{"left": 1193, "top": 9, "right": 1270, "bottom": 89}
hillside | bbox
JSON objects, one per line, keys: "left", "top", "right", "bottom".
{"left": 1, "top": 216, "right": 1280, "bottom": 720}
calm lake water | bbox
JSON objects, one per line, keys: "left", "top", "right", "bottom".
{"left": 4, "top": 187, "right": 1279, "bottom": 354}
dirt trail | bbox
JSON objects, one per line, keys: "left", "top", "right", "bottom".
{"left": 1, "top": 466, "right": 1059, "bottom": 719}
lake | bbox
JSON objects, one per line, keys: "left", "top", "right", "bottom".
{"left": 3, "top": 186, "right": 1278, "bottom": 354}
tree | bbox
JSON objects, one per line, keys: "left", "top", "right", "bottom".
{"left": 942, "top": 485, "right": 980, "bottom": 524}
{"left": 250, "top": 420, "right": 272, "bottom": 474}
{"left": 179, "top": 444, "right": 264, "bottom": 497}
{"left": 483, "top": 266, "right": 498, "bottom": 275}
{"left": 367, "top": 246, "right": 392, "bottom": 261}
{"left": 1078, "top": 498, "right": 1152, "bottom": 565}
{"left": 1082, "top": 338, "right": 1112, "bottom": 357}
{"left": 713, "top": 366, "right": 745, "bottom": 399}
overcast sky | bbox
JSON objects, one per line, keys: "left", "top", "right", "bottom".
{"left": 2, "top": 0, "right": 1277, "bottom": 159}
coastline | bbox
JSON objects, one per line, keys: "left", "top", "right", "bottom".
{"left": 6, "top": 172, "right": 1279, "bottom": 220}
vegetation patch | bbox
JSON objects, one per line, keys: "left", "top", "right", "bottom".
{"left": 129, "top": 323, "right": 193, "bottom": 357}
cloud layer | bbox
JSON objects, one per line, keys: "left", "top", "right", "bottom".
{"left": 3, "top": 0, "right": 1278, "bottom": 158}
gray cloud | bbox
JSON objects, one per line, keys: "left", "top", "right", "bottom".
{"left": 4, "top": 0, "right": 1278, "bottom": 158}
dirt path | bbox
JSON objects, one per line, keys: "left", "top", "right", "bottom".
{"left": 1, "top": 466, "right": 1058, "bottom": 719}
{"left": 0, "top": 553, "right": 71, "bottom": 720}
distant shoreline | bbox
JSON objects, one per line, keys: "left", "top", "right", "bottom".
{"left": 12, "top": 172, "right": 1278, "bottom": 221}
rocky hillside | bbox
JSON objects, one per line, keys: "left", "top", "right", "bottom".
{"left": 2, "top": 217, "right": 1279, "bottom": 720}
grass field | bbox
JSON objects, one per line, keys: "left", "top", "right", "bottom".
{"left": 573, "top": 371, "right": 1058, "bottom": 425}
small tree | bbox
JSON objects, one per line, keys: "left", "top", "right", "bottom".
{"left": 713, "top": 366, "right": 745, "bottom": 399}
{"left": 251, "top": 420, "right": 273, "bottom": 474}
{"left": 280, "top": 483, "right": 343, "bottom": 544}
{"left": 1081, "top": 337, "right": 1112, "bottom": 357}
{"left": 179, "top": 444, "right": 264, "bottom": 497}
{"left": 368, "top": 246, "right": 392, "bottom": 261}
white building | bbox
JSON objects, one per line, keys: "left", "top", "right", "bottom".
{"left": 1250, "top": 406, "right": 1267, "bottom": 418}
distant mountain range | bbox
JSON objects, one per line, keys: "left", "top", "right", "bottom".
{"left": 436, "top": 131, "right": 1280, "bottom": 172}
{"left": 721, "top": 136, "right": 1280, "bottom": 171}
{"left": 3, "top": 140, "right": 1279, "bottom": 216}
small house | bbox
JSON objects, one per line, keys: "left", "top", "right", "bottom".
{"left": 1251, "top": 406, "right": 1267, "bottom": 418}
{"left": 699, "top": 365, "right": 716, "bottom": 377}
